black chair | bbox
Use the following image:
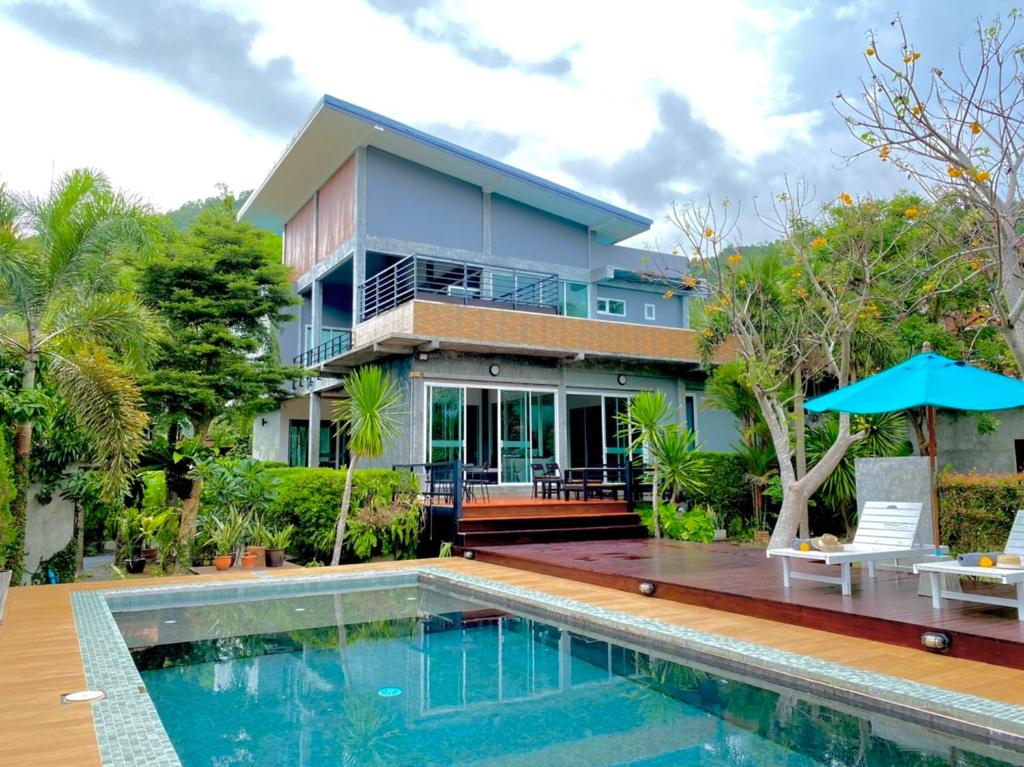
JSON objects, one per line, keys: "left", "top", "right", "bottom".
{"left": 464, "top": 463, "right": 491, "bottom": 503}
{"left": 532, "top": 462, "right": 563, "bottom": 499}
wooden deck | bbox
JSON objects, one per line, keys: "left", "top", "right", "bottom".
{"left": 4, "top": 557, "right": 1024, "bottom": 765}
{"left": 470, "top": 539, "right": 1024, "bottom": 669}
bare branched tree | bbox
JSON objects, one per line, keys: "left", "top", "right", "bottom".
{"left": 837, "top": 11, "right": 1024, "bottom": 373}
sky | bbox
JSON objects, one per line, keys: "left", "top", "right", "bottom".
{"left": 0, "top": 0, "right": 1012, "bottom": 248}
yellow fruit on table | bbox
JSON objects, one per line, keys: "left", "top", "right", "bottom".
{"left": 979, "top": 556, "right": 995, "bottom": 568}
{"left": 799, "top": 542, "right": 811, "bottom": 552}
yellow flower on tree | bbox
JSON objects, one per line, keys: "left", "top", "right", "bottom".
{"left": 970, "top": 121, "right": 982, "bottom": 135}
{"left": 684, "top": 276, "right": 699, "bottom": 288}
{"left": 947, "top": 166, "right": 963, "bottom": 178}
{"left": 903, "top": 51, "right": 921, "bottom": 63}
{"left": 974, "top": 170, "right": 990, "bottom": 183}
{"left": 904, "top": 207, "right": 920, "bottom": 218}
{"left": 922, "top": 282, "right": 936, "bottom": 293}
{"left": 866, "top": 47, "right": 875, "bottom": 56}
{"left": 971, "top": 259, "right": 983, "bottom": 270}
{"left": 703, "top": 227, "right": 715, "bottom": 238}
{"left": 879, "top": 145, "right": 891, "bottom": 161}
{"left": 663, "top": 289, "right": 674, "bottom": 299}
{"left": 703, "top": 328, "right": 714, "bottom": 339}
{"left": 738, "top": 277, "right": 747, "bottom": 286}
{"left": 810, "top": 236, "right": 828, "bottom": 249}
{"left": 728, "top": 253, "right": 742, "bottom": 265}
{"left": 838, "top": 192, "right": 853, "bottom": 206}
{"left": 911, "top": 104, "right": 922, "bottom": 116}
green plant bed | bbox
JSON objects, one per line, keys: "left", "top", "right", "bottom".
{"left": 680, "top": 452, "right": 751, "bottom": 519}
{"left": 938, "top": 472, "right": 1024, "bottom": 555}
{"left": 266, "top": 467, "right": 420, "bottom": 563}
{"left": 32, "top": 537, "right": 77, "bottom": 584}
{"left": 636, "top": 503, "right": 716, "bottom": 543}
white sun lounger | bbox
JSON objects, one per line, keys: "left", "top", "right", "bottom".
{"left": 767, "top": 501, "right": 939, "bottom": 596}
{"left": 914, "top": 510, "right": 1024, "bottom": 621}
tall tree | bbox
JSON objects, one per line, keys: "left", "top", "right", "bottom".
{"left": 673, "top": 186, "right": 938, "bottom": 549}
{"left": 330, "top": 366, "right": 404, "bottom": 566}
{"left": 0, "top": 170, "right": 159, "bottom": 582}
{"left": 838, "top": 11, "right": 1024, "bottom": 375}
{"left": 136, "top": 192, "right": 296, "bottom": 560}
{"left": 617, "top": 390, "right": 674, "bottom": 539}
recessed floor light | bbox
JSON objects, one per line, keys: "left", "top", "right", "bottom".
{"left": 294, "top": 607, "right": 306, "bottom": 612}
{"left": 164, "top": 619, "right": 176, "bottom": 624}
{"left": 378, "top": 687, "right": 402, "bottom": 697}
{"left": 62, "top": 690, "right": 106, "bottom": 704}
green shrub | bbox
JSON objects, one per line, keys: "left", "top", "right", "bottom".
{"left": 637, "top": 503, "right": 716, "bottom": 543}
{"left": 681, "top": 451, "right": 750, "bottom": 520}
{"left": 32, "top": 537, "right": 77, "bottom": 584}
{"left": 141, "top": 470, "right": 168, "bottom": 514}
{"left": 938, "top": 472, "right": 1024, "bottom": 554}
{"left": 266, "top": 467, "right": 419, "bottom": 562}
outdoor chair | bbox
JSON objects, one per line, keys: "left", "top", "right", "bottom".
{"left": 914, "top": 510, "right": 1024, "bottom": 621}
{"left": 531, "top": 463, "right": 562, "bottom": 499}
{"left": 767, "top": 501, "right": 938, "bottom": 596}
{"left": 464, "top": 464, "right": 491, "bottom": 503}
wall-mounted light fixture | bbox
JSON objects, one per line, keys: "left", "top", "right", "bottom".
{"left": 921, "top": 632, "right": 950, "bottom": 651}
{"left": 260, "top": 418, "right": 268, "bottom": 427}
{"left": 617, "top": 374, "right": 627, "bottom": 386}
{"left": 638, "top": 581, "right": 656, "bottom": 596}
{"left": 489, "top": 364, "right": 501, "bottom": 377}
{"left": 418, "top": 352, "right": 430, "bottom": 361}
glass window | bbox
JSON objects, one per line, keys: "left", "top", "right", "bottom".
{"left": 644, "top": 303, "right": 656, "bottom": 321}
{"left": 560, "top": 282, "right": 589, "bottom": 318}
{"left": 684, "top": 395, "right": 697, "bottom": 438}
{"left": 596, "top": 297, "right": 625, "bottom": 317}
{"left": 288, "top": 420, "right": 336, "bottom": 467}
{"left": 530, "top": 392, "right": 557, "bottom": 465}
{"left": 429, "top": 387, "right": 464, "bottom": 462}
{"left": 304, "top": 325, "right": 349, "bottom": 351}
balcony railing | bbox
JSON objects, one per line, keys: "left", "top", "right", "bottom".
{"left": 360, "top": 254, "right": 561, "bottom": 322}
{"left": 294, "top": 330, "right": 353, "bottom": 367}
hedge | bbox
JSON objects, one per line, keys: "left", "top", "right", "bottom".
{"left": 265, "top": 467, "right": 420, "bottom": 562}
{"left": 681, "top": 451, "right": 751, "bottom": 520}
{"left": 938, "top": 472, "right": 1024, "bottom": 554}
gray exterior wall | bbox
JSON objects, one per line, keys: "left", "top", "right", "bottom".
{"left": 365, "top": 148, "right": 483, "bottom": 251}
{"left": 592, "top": 283, "right": 687, "bottom": 328}
{"left": 491, "top": 194, "right": 588, "bottom": 267}
{"left": 936, "top": 408, "right": 1024, "bottom": 474}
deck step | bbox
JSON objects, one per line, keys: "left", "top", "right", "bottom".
{"left": 463, "top": 501, "right": 627, "bottom": 518}
{"left": 461, "top": 524, "right": 648, "bottom": 547}
{"left": 459, "top": 512, "right": 642, "bottom": 533}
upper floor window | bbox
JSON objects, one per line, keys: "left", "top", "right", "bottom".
{"left": 596, "top": 297, "right": 626, "bottom": 317}
{"left": 644, "top": 303, "right": 656, "bottom": 321}
{"left": 560, "top": 282, "right": 589, "bottom": 318}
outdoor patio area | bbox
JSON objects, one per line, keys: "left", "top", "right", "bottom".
{"left": 469, "top": 539, "right": 1024, "bottom": 669}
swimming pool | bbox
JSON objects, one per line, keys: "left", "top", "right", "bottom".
{"left": 74, "top": 568, "right": 1024, "bottom": 766}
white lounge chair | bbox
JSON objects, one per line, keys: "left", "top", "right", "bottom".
{"left": 767, "top": 501, "right": 938, "bottom": 596}
{"left": 914, "top": 510, "right": 1024, "bottom": 621}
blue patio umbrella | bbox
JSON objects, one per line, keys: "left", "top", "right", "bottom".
{"left": 804, "top": 348, "right": 1024, "bottom": 547}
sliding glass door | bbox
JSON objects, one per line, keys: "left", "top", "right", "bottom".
{"left": 427, "top": 385, "right": 557, "bottom": 483}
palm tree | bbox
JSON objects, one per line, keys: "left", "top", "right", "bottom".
{"left": 0, "top": 170, "right": 160, "bottom": 582}
{"left": 733, "top": 440, "right": 777, "bottom": 532}
{"left": 617, "top": 390, "right": 674, "bottom": 539}
{"left": 652, "top": 426, "right": 707, "bottom": 503}
{"left": 330, "top": 366, "right": 403, "bottom": 566}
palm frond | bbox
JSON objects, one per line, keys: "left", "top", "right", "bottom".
{"left": 47, "top": 348, "right": 149, "bottom": 499}
{"left": 617, "top": 390, "right": 675, "bottom": 450}
{"left": 333, "top": 366, "right": 405, "bottom": 460}
{"left": 653, "top": 427, "right": 708, "bottom": 497}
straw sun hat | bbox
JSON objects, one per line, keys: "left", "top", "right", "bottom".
{"left": 812, "top": 533, "right": 845, "bottom": 553}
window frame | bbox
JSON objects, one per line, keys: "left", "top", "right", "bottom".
{"left": 596, "top": 297, "right": 626, "bottom": 317}
{"left": 644, "top": 303, "right": 656, "bottom": 321}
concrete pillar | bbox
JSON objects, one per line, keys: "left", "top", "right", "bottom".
{"left": 482, "top": 191, "right": 492, "bottom": 255}
{"left": 307, "top": 392, "right": 321, "bottom": 467}
{"left": 556, "top": 365, "right": 569, "bottom": 469}
{"left": 353, "top": 146, "right": 367, "bottom": 324}
{"left": 310, "top": 278, "right": 323, "bottom": 355}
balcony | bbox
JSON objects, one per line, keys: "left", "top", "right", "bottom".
{"left": 360, "top": 254, "right": 561, "bottom": 322}
{"left": 294, "top": 330, "right": 353, "bottom": 367}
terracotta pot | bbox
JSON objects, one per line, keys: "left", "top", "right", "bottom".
{"left": 753, "top": 530, "right": 771, "bottom": 545}
{"left": 125, "top": 557, "right": 146, "bottom": 574}
{"left": 228, "top": 552, "right": 238, "bottom": 567}
{"left": 141, "top": 547, "right": 158, "bottom": 562}
{"left": 241, "top": 552, "right": 260, "bottom": 569}
{"left": 265, "top": 548, "right": 285, "bottom": 567}
{"left": 245, "top": 545, "right": 266, "bottom": 558}
{"left": 213, "top": 554, "right": 234, "bottom": 571}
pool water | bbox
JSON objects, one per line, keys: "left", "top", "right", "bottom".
{"left": 115, "top": 585, "right": 1017, "bottom": 767}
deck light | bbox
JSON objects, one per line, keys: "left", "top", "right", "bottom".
{"left": 921, "top": 632, "right": 950, "bottom": 651}
{"left": 638, "top": 581, "right": 656, "bottom": 596}
{"left": 61, "top": 690, "right": 106, "bottom": 704}
{"left": 463, "top": 550, "right": 475, "bottom": 559}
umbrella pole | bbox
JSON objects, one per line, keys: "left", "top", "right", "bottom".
{"left": 926, "top": 404, "right": 941, "bottom": 550}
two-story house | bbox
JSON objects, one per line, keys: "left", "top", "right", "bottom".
{"left": 244, "top": 95, "right": 738, "bottom": 481}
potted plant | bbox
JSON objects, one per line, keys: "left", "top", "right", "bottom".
{"left": 246, "top": 515, "right": 270, "bottom": 560}
{"left": 704, "top": 506, "right": 728, "bottom": 541}
{"left": 139, "top": 509, "right": 173, "bottom": 562}
{"left": 265, "top": 526, "right": 294, "bottom": 568}
{"left": 117, "top": 506, "right": 147, "bottom": 574}
{"left": 208, "top": 520, "right": 235, "bottom": 571}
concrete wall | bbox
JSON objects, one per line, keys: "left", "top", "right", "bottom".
{"left": 24, "top": 484, "right": 76, "bottom": 584}
{"left": 855, "top": 456, "right": 935, "bottom": 545}
{"left": 365, "top": 148, "right": 483, "bottom": 251}
{"left": 936, "top": 408, "right": 1024, "bottom": 474}
{"left": 491, "top": 194, "right": 588, "bottom": 268}
{"left": 251, "top": 397, "right": 319, "bottom": 465}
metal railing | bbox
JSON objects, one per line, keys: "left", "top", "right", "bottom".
{"left": 361, "top": 254, "right": 561, "bottom": 322}
{"left": 293, "top": 330, "right": 353, "bottom": 367}
{"left": 394, "top": 461, "right": 464, "bottom": 547}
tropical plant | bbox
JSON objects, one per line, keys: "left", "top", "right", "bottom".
{"left": 139, "top": 509, "right": 175, "bottom": 549}
{"left": 652, "top": 426, "right": 707, "bottom": 502}
{"left": 115, "top": 505, "right": 145, "bottom": 560}
{"left": 0, "top": 170, "right": 162, "bottom": 582}
{"left": 732, "top": 440, "right": 778, "bottom": 532}
{"left": 617, "top": 390, "right": 674, "bottom": 539}
{"left": 266, "top": 525, "right": 294, "bottom": 552}
{"left": 330, "top": 367, "right": 404, "bottom": 566}
{"left": 806, "top": 411, "right": 910, "bottom": 536}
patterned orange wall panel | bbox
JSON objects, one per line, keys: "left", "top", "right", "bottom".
{"left": 408, "top": 301, "right": 737, "bottom": 364}
{"left": 283, "top": 197, "right": 315, "bottom": 278}
{"left": 316, "top": 156, "right": 356, "bottom": 262}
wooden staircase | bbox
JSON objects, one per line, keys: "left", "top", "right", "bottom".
{"left": 458, "top": 499, "right": 647, "bottom": 547}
